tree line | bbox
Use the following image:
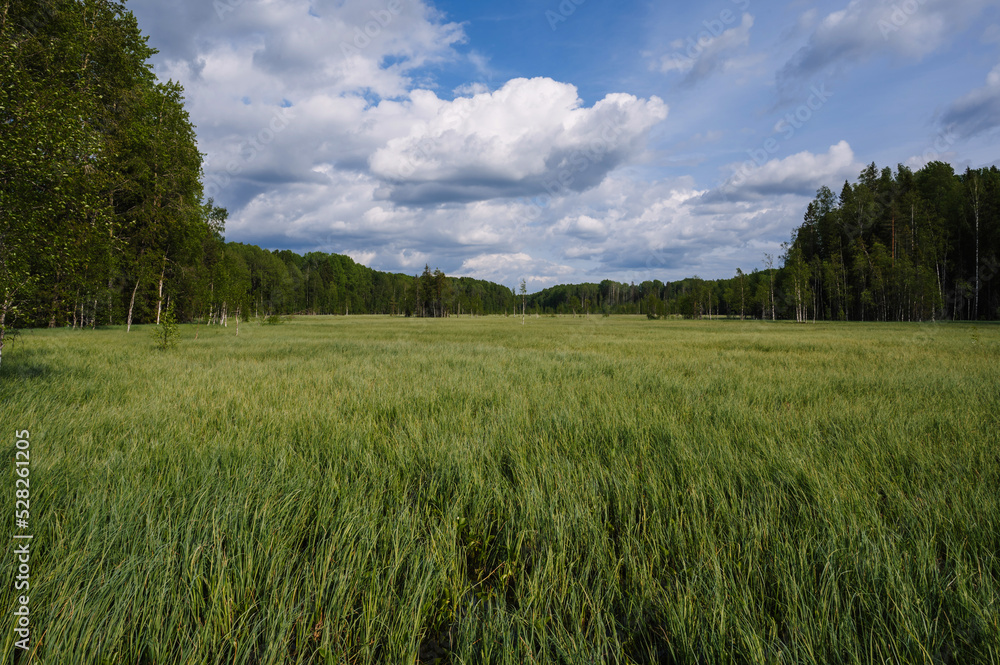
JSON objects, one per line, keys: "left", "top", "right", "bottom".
{"left": 1, "top": 0, "right": 211, "bottom": 363}
{"left": 526, "top": 163, "right": 999, "bottom": 321}
{"left": 0, "top": 0, "right": 519, "bottom": 369}
{"left": 195, "top": 247, "right": 519, "bottom": 321}
{"left": 782, "top": 162, "right": 999, "bottom": 322}
{"left": 2, "top": 1, "right": 996, "bottom": 373}
{"left": 524, "top": 276, "right": 768, "bottom": 319}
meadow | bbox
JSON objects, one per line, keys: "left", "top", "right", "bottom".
{"left": 1, "top": 315, "right": 998, "bottom": 664}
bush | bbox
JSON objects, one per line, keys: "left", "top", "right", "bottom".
{"left": 150, "top": 305, "right": 179, "bottom": 350}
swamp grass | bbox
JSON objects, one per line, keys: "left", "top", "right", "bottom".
{"left": 0, "top": 315, "right": 998, "bottom": 663}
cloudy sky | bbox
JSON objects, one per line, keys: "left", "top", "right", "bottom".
{"left": 129, "top": 0, "right": 1000, "bottom": 290}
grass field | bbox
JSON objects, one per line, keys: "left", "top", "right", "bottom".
{"left": 1, "top": 315, "right": 998, "bottom": 664}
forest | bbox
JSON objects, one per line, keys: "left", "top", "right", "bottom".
{"left": 526, "top": 163, "right": 1000, "bottom": 321}
{"left": 2, "top": 0, "right": 998, "bottom": 362}
{"left": 0, "top": 0, "right": 515, "bottom": 352}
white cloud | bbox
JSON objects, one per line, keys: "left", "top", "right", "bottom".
{"left": 343, "top": 250, "right": 377, "bottom": 266}
{"left": 369, "top": 78, "right": 668, "bottom": 204}
{"left": 457, "top": 253, "right": 575, "bottom": 287}
{"left": 531, "top": 175, "right": 798, "bottom": 282}
{"left": 655, "top": 13, "right": 755, "bottom": 86}
{"left": 127, "top": 0, "right": 872, "bottom": 287}
{"left": 142, "top": 0, "right": 469, "bottom": 213}
{"left": 779, "top": 0, "right": 994, "bottom": 85}
{"left": 713, "top": 141, "right": 862, "bottom": 201}
{"left": 940, "top": 63, "right": 1000, "bottom": 139}
{"left": 141, "top": 0, "right": 466, "bottom": 95}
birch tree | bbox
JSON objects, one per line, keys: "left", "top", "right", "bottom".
{"left": 0, "top": 0, "right": 108, "bottom": 366}
{"left": 519, "top": 279, "right": 527, "bottom": 325}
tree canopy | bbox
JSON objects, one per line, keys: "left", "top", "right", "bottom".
{"left": 525, "top": 163, "right": 999, "bottom": 322}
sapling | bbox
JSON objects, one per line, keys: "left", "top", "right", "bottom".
{"left": 150, "top": 303, "right": 180, "bottom": 350}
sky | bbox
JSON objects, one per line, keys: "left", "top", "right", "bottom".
{"left": 128, "top": 0, "right": 1000, "bottom": 291}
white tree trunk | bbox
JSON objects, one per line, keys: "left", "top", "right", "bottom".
{"left": 155, "top": 257, "right": 166, "bottom": 325}
{"left": 126, "top": 275, "right": 141, "bottom": 333}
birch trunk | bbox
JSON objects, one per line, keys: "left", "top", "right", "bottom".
{"left": 127, "top": 275, "right": 141, "bottom": 333}
{"left": 155, "top": 255, "right": 167, "bottom": 325}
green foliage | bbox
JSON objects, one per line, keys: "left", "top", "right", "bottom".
{"left": 1, "top": 0, "right": 210, "bottom": 339}
{"left": 149, "top": 304, "right": 179, "bottom": 350}
{"left": 0, "top": 0, "right": 113, "bottom": 334}
{"left": 782, "top": 163, "right": 1000, "bottom": 321}
{"left": 518, "top": 163, "right": 1000, "bottom": 322}
{"left": 3, "top": 317, "right": 998, "bottom": 663}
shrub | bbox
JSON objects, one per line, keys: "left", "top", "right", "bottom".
{"left": 150, "top": 305, "right": 180, "bottom": 350}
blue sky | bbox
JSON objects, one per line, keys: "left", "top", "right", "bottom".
{"left": 130, "top": 0, "right": 1000, "bottom": 290}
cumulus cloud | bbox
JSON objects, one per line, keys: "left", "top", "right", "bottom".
{"left": 709, "top": 141, "right": 862, "bottom": 201}
{"left": 127, "top": 0, "right": 844, "bottom": 287}
{"left": 457, "top": 253, "right": 576, "bottom": 287}
{"left": 227, "top": 168, "right": 543, "bottom": 276}
{"left": 343, "top": 249, "right": 377, "bottom": 266}
{"left": 368, "top": 78, "right": 668, "bottom": 204}
{"left": 532, "top": 175, "right": 798, "bottom": 282}
{"left": 939, "top": 63, "right": 1000, "bottom": 139}
{"left": 137, "top": 0, "right": 465, "bottom": 95}
{"left": 138, "top": 0, "right": 469, "bottom": 213}
{"left": 227, "top": 163, "right": 802, "bottom": 288}
{"left": 779, "top": 0, "right": 994, "bottom": 87}
{"left": 143, "top": 3, "right": 668, "bottom": 211}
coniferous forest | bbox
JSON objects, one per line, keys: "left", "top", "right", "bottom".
{"left": 2, "top": 0, "right": 998, "bottom": 354}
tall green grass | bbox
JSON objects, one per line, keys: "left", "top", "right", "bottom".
{"left": 1, "top": 316, "right": 998, "bottom": 663}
